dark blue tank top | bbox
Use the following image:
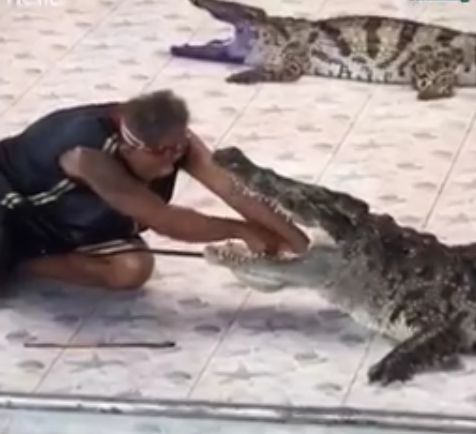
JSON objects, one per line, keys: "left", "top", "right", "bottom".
{"left": 0, "top": 102, "right": 184, "bottom": 260}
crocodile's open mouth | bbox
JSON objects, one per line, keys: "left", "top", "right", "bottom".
{"left": 204, "top": 240, "right": 302, "bottom": 292}
{"left": 203, "top": 175, "right": 301, "bottom": 267}
{"left": 204, "top": 241, "right": 264, "bottom": 266}
{"left": 213, "top": 146, "right": 314, "bottom": 225}
{"left": 170, "top": 0, "right": 263, "bottom": 64}
{"left": 170, "top": 38, "right": 248, "bottom": 65}
{"left": 204, "top": 146, "right": 309, "bottom": 268}
{"left": 204, "top": 240, "right": 298, "bottom": 267}
{"left": 231, "top": 173, "right": 295, "bottom": 224}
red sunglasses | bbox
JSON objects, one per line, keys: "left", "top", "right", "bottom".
{"left": 120, "top": 122, "right": 189, "bottom": 156}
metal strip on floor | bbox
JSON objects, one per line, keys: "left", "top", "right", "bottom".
{"left": 0, "top": 391, "right": 475, "bottom": 433}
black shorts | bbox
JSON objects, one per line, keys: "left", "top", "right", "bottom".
{"left": 3, "top": 204, "right": 147, "bottom": 269}
{"left": 6, "top": 231, "right": 147, "bottom": 269}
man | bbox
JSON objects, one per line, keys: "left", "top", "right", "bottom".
{"left": 0, "top": 90, "right": 309, "bottom": 290}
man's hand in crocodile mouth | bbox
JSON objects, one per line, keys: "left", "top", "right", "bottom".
{"left": 205, "top": 148, "right": 309, "bottom": 262}
{"left": 227, "top": 170, "right": 310, "bottom": 256}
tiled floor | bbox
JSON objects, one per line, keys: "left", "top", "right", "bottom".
{"left": 1, "top": 0, "right": 476, "bottom": 421}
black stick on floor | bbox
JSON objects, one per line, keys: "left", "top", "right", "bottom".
{"left": 84, "top": 248, "right": 204, "bottom": 258}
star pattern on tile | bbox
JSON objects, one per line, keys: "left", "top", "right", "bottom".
{"left": 67, "top": 354, "right": 125, "bottom": 373}
{"left": 214, "top": 363, "right": 274, "bottom": 384}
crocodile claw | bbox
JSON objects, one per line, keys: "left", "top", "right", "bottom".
{"left": 367, "top": 358, "right": 414, "bottom": 385}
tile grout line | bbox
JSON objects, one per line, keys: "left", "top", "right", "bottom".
{"left": 30, "top": 301, "right": 103, "bottom": 393}
{"left": 314, "top": 0, "right": 331, "bottom": 16}
{"left": 421, "top": 107, "right": 476, "bottom": 231}
{"left": 136, "top": 17, "right": 207, "bottom": 97}
{"left": 313, "top": 91, "right": 373, "bottom": 185}
{"left": 174, "top": 79, "right": 264, "bottom": 202}
{"left": 184, "top": 83, "right": 265, "bottom": 399}
{"left": 340, "top": 330, "right": 379, "bottom": 406}
{"left": 212, "top": 87, "right": 263, "bottom": 151}
{"left": 0, "top": 0, "right": 129, "bottom": 120}
{"left": 186, "top": 290, "right": 252, "bottom": 399}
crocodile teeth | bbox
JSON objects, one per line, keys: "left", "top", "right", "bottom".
{"left": 230, "top": 175, "right": 295, "bottom": 223}
{"left": 208, "top": 241, "right": 270, "bottom": 265}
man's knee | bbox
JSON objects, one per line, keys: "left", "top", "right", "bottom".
{"left": 103, "top": 252, "right": 155, "bottom": 290}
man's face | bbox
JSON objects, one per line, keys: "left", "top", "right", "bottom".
{"left": 119, "top": 124, "right": 188, "bottom": 182}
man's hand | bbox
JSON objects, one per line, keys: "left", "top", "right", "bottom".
{"left": 238, "top": 222, "right": 285, "bottom": 256}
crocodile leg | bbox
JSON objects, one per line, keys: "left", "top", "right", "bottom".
{"left": 410, "top": 46, "right": 460, "bottom": 100}
{"left": 368, "top": 320, "right": 464, "bottom": 385}
{"left": 226, "top": 64, "right": 304, "bottom": 84}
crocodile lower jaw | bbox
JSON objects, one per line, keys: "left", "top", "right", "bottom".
{"left": 204, "top": 240, "right": 298, "bottom": 267}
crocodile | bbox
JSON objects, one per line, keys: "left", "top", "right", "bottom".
{"left": 204, "top": 146, "right": 476, "bottom": 385}
{"left": 171, "top": 0, "right": 476, "bottom": 100}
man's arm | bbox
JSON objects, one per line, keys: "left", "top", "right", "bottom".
{"left": 58, "top": 147, "right": 250, "bottom": 244}
{"left": 182, "top": 130, "right": 309, "bottom": 254}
